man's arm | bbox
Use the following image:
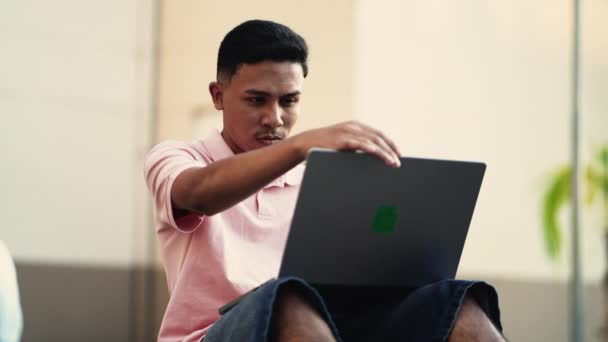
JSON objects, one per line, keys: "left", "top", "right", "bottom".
{"left": 171, "top": 121, "right": 401, "bottom": 216}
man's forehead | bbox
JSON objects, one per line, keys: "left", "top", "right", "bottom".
{"left": 229, "top": 61, "right": 304, "bottom": 90}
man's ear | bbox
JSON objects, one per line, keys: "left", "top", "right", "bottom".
{"left": 209, "top": 82, "right": 224, "bottom": 110}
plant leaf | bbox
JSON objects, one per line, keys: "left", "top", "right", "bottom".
{"left": 541, "top": 166, "right": 571, "bottom": 259}
{"left": 599, "top": 146, "right": 608, "bottom": 201}
{"left": 585, "top": 166, "right": 598, "bottom": 206}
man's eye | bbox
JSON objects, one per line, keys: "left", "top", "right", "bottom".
{"left": 247, "top": 97, "right": 265, "bottom": 105}
{"left": 280, "top": 97, "right": 298, "bottom": 106}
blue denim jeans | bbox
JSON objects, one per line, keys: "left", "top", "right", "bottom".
{"left": 203, "top": 277, "right": 502, "bottom": 342}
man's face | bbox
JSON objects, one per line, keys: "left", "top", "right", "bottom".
{"left": 209, "top": 61, "right": 304, "bottom": 154}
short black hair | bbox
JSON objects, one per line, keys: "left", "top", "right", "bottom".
{"left": 217, "top": 19, "right": 308, "bottom": 81}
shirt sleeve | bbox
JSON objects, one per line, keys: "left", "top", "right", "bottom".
{"left": 0, "top": 241, "right": 23, "bottom": 342}
{"left": 143, "top": 141, "right": 208, "bottom": 233}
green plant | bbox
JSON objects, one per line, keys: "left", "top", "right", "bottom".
{"left": 541, "top": 145, "right": 608, "bottom": 259}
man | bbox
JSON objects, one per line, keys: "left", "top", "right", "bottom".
{"left": 145, "top": 19, "right": 504, "bottom": 342}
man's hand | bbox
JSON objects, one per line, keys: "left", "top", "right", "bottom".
{"left": 292, "top": 121, "right": 402, "bottom": 167}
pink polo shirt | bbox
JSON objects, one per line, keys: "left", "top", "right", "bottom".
{"left": 144, "top": 129, "right": 304, "bottom": 342}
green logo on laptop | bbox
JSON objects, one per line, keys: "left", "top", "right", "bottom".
{"left": 371, "top": 205, "right": 398, "bottom": 233}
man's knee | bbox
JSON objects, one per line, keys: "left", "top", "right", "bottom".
{"left": 270, "top": 284, "right": 336, "bottom": 342}
{"left": 449, "top": 294, "right": 505, "bottom": 342}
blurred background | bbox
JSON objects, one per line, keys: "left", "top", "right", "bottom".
{"left": 1, "top": 0, "right": 606, "bottom": 341}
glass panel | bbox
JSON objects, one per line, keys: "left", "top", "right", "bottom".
{"left": 580, "top": 0, "right": 608, "bottom": 340}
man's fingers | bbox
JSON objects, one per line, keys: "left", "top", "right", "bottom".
{"left": 353, "top": 122, "right": 401, "bottom": 159}
{"left": 357, "top": 138, "right": 399, "bottom": 167}
{"left": 354, "top": 126, "right": 400, "bottom": 166}
{"left": 368, "top": 135, "right": 400, "bottom": 167}
{"left": 334, "top": 121, "right": 401, "bottom": 167}
{"left": 382, "top": 135, "right": 401, "bottom": 158}
{"left": 377, "top": 132, "right": 401, "bottom": 157}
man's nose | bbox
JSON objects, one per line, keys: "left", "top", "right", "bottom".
{"left": 261, "top": 103, "right": 284, "bottom": 128}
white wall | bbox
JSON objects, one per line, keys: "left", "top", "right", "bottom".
{"left": 354, "top": 0, "right": 608, "bottom": 282}
{"left": 0, "top": 0, "right": 155, "bottom": 267}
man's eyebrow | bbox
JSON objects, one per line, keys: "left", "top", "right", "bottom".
{"left": 244, "top": 89, "right": 301, "bottom": 97}
{"left": 281, "top": 91, "right": 301, "bottom": 97}
{"left": 244, "top": 89, "right": 271, "bottom": 96}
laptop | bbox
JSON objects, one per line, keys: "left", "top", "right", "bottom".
{"left": 278, "top": 149, "right": 486, "bottom": 288}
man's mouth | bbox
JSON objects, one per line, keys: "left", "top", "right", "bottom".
{"left": 256, "top": 135, "right": 283, "bottom": 146}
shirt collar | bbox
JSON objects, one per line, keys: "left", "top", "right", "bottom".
{"left": 202, "top": 129, "right": 235, "bottom": 162}
{"left": 202, "top": 129, "right": 305, "bottom": 188}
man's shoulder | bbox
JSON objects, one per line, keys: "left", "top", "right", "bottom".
{"left": 146, "top": 129, "right": 233, "bottom": 164}
{"left": 143, "top": 139, "right": 212, "bottom": 183}
{"left": 145, "top": 139, "right": 209, "bottom": 162}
